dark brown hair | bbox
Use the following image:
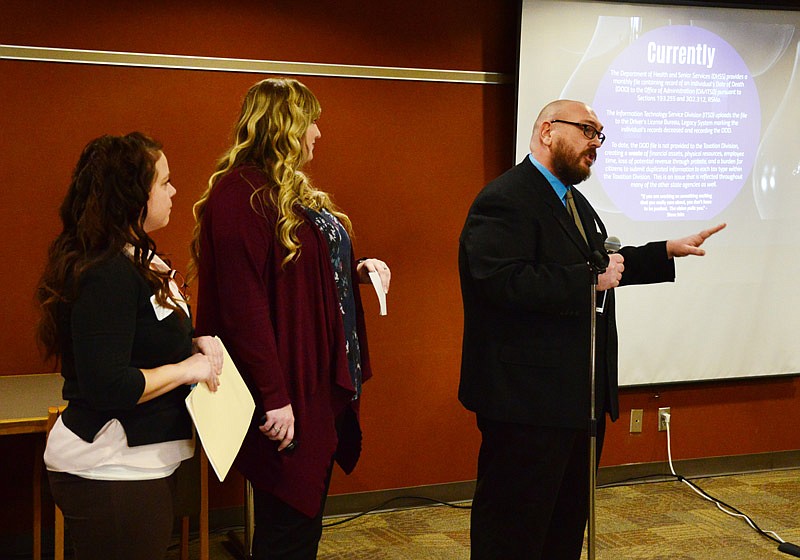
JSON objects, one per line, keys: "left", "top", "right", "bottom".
{"left": 36, "top": 132, "right": 178, "bottom": 361}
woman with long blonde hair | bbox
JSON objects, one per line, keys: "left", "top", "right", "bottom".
{"left": 191, "top": 78, "right": 390, "bottom": 559}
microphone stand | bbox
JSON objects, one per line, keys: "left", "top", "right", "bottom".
{"left": 587, "top": 250, "right": 608, "bottom": 560}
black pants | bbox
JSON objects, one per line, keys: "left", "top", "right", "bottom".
{"left": 251, "top": 464, "right": 333, "bottom": 560}
{"left": 470, "top": 416, "right": 606, "bottom": 560}
{"left": 47, "top": 470, "right": 177, "bottom": 560}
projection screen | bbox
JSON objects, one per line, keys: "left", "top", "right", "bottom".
{"left": 518, "top": 0, "right": 800, "bottom": 385}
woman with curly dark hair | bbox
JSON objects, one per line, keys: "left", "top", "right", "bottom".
{"left": 37, "top": 132, "right": 222, "bottom": 560}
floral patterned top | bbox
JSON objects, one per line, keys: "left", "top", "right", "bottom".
{"left": 303, "top": 207, "right": 363, "bottom": 398}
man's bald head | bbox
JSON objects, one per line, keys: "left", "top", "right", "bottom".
{"left": 529, "top": 99, "right": 604, "bottom": 186}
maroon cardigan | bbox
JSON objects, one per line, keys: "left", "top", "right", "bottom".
{"left": 194, "top": 165, "right": 372, "bottom": 517}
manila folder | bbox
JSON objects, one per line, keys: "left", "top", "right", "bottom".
{"left": 185, "top": 339, "right": 255, "bottom": 482}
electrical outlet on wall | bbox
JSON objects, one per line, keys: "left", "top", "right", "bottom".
{"left": 658, "top": 407, "right": 671, "bottom": 431}
{"left": 630, "top": 409, "right": 643, "bottom": 433}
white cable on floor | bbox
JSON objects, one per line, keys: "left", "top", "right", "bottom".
{"left": 663, "top": 411, "right": 786, "bottom": 544}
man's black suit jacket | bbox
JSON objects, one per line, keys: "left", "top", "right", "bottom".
{"left": 458, "top": 157, "right": 675, "bottom": 429}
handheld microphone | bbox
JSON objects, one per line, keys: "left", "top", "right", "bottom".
{"left": 604, "top": 236, "right": 621, "bottom": 253}
{"left": 593, "top": 236, "right": 621, "bottom": 312}
{"left": 588, "top": 250, "right": 609, "bottom": 274}
{"left": 589, "top": 236, "right": 621, "bottom": 274}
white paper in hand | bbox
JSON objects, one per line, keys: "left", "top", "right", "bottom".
{"left": 185, "top": 338, "right": 254, "bottom": 481}
{"left": 368, "top": 270, "right": 388, "bottom": 316}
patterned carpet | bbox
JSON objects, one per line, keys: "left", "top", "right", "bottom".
{"left": 590, "top": 469, "right": 800, "bottom": 559}
{"left": 179, "top": 468, "right": 800, "bottom": 559}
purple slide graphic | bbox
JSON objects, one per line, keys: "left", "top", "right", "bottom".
{"left": 593, "top": 25, "right": 760, "bottom": 221}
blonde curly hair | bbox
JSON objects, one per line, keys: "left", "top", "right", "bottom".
{"left": 190, "top": 78, "right": 352, "bottom": 272}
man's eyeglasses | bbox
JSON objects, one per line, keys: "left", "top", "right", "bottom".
{"left": 550, "top": 119, "right": 606, "bottom": 145}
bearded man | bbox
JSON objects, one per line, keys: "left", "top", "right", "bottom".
{"left": 457, "top": 99, "right": 724, "bottom": 560}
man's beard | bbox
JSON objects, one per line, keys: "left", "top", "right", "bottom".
{"left": 552, "top": 140, "right": 594, "bottom": 186}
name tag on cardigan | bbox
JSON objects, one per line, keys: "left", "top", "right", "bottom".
{"left": 150, "top": 294, "right": 189, "bottom": 321}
